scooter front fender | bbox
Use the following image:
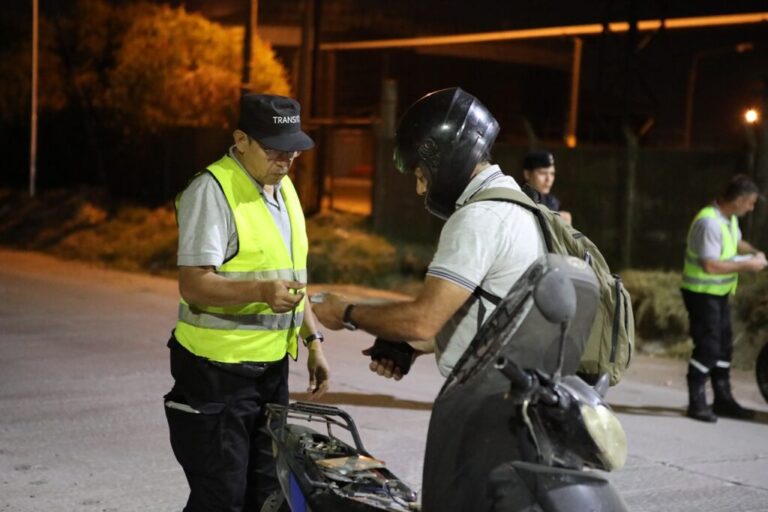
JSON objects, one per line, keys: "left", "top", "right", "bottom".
{"left": 488, "top": 461, "right": 629, "bottom": 512}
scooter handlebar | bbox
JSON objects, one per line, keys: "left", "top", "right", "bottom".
{"left": 494, "top": 356, "right": 534, "bottom": 391}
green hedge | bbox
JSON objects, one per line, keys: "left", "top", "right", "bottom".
{"left": 623, "top": 269, "right": 767, "bottom": 369}
{"left": 306, "top": 211, "right": 431, "bottom": 292}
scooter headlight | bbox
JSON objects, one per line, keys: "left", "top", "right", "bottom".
{"left": 580, "top": 403, "right": 627, "bottom": 471}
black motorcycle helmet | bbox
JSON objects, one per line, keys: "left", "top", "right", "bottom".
{"left": 393, "top": 87, "right": 500, "bottom": 220}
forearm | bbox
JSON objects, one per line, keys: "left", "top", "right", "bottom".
{"left": 702, "top": 258, "right": 757, "bottom": 274}
{"left": 702, "top": 260, "right": 741, "bottom": 274}
{"left": 179, "top": 267, "right": 266, "bottom": 306}
{"left": 300, "top": 301, "right": 322, "bottom": 339}
{"left": 314, "top": 276, "right": 470, "bottom": 341}
{"left": 738, "top": 240, "right": 760, "bottom": 255}
{"left": 349, "top": 300, "right": 440, "bottom": 342}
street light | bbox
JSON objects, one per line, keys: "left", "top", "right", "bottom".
{"left": 745, "top": 108, "right": 759, "bottom": 124}
{"left": 683, "top": 42, "right": 754, "bottom": 148}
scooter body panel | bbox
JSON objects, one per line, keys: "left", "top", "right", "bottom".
{"left": 757, "top": 342, "right": 768, "bottom": 403}
{"left": 423, "top": 255, "right": 601, "bottom": 512}
{"left": 489, "top": 461, "right": 629, "bottom": 512}
{"left": 287, "top": 472, "right": 308, "bottom": 512}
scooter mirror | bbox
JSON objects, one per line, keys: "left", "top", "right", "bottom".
{"left": 594, "top": 373, "right": 610, "bottom": 398}
{"left": 533, "top": 268, "right": 577, "bottom": 324}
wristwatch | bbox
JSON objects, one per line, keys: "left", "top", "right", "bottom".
{"left": 342, "top": 304, "right": 358, "bottom": 331}
{"left": 303, "top": 332, "right": 324, "bottom": 347}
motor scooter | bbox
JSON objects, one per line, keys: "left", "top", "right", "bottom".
{"left": 263, "top": 254, "right": 629, "bottom": 511}
{"left": 757, "top": 341, "right": 768, "bottom": 403}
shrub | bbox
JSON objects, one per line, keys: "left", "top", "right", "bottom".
{"left": 54, "top": 203, "right": 178, "bottom": 275}
{"left": 621, "top": 270, "right": 688, "bottom": 343}
{"left": 733, "top": 272, "right": 768, "bottom": 369}
{"left": 735, "top": 271, "right": 768, "bottom": 330}
{"left": 305, "top": 212, "right": 433, "bottom": 292}
{"left": 622, "top": 269, "right": 768, "bottom": 369}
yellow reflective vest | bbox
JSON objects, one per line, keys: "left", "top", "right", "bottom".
{"left": 681, "top": 205, "right": 739, "bottom": 296}
{"left": 175, "top": 155, "right": 307, "bottom": 363}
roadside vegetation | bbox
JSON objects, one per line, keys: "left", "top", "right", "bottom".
{"left": 1, "top": 0, "right": 291, "bottom": 199}
{"left": 1, "top": 187, "right": 765, "bottom": 370}
{"left": 0, "top": 188, "right": 429, "bottom": 292}
{"left": 622, "top": 269, "right": 767, "bottom": 370}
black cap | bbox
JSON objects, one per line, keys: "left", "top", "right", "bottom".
{"left": 238, "top": 94, "right": 314, "bottom": 152}
{"left": 523, "top": 150, "right": 555, "bottom": 171}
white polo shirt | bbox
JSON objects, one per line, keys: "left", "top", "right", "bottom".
{"left": 426, "top": 165, "right": 546, "bottom": 376}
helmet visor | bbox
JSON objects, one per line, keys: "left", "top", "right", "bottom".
{"left": 393, "top": 146, "right": 413, "bottom": 174}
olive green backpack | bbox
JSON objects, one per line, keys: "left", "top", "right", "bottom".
{"left": 467, "top": 187, "right": 635, "bottom": 385}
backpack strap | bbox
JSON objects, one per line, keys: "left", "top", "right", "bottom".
{"left": 465, "top": 188, "right": 554, "bottom": 252}
{"left": 472, "top": 286, "right": 503, "bottom": 305}
{"left": 464, "top": 187, "right": 554, "bottom": 329}
{"left": 472, "top": 286, "right": 502, "bottom": 332}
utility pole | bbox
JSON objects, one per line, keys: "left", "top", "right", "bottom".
{"left": 372, "top": 79, "right": 397, "bottom": 231}
{"left": 565, "top": 37, "right": 582, "bottom": 148}
{"left": 29, "top": 0, "right": 38, "bottom": 197}
{"left": 295, "top": 0, "right": 319, "bottom": 212}
{"left": 241, "top": 0, "right": 258, "bottom": 93}
{"left": 298, "top": 0, "right": 316, "bottom": 114}
{"left": 620, "top": 8, "right": 638, "bottom": 270}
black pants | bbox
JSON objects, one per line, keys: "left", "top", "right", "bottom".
{"left": 681, "top": 289, "right": 732, "bottom": 373}
{"left": 164, "top": 336, "right": 289, "bottom": 512}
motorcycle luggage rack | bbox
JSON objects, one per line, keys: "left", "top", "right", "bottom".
{"left": 266, "top": 401, "right": 420, "bottom": 510}
{"left": 266, "top": 401, "right": 370, "bottom": 457}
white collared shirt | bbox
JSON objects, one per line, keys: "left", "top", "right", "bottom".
{"left": 177, "top": 149, "right": 292, "bottom": 267}
{"left": 426, "top": 165, "right": 546, "bottom": 376}
{"left": 687, "top": 201, "right": 742, "bottom": 262}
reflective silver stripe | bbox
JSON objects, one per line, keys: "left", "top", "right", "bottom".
{"left": 686, "top": 253, "right": 743, "bottom": 267}
{"left": 217, "top": 268, "right": 308, "bottom": 282}
{"left": 165, "top": 400, "right": 200, "bottom": 414}
{"left": 685, "top": 253, "right": 701, "bottom": 266}
{"left": 179, "top": 303, "right": 303, "bottom": 331}
{"left": 715, "top": 360, "right": 731, "bottom": 368}
{"left": 681, "top": 275, "right": 737, "bottom": 286}
{"left": 689, "top": 358, "right": 709, "bottom": 374}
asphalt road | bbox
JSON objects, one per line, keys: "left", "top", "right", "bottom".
{"left": 1, "top": 249, "right": 767, "bottom": 512}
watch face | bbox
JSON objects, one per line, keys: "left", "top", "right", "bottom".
{"left": 305, "top": 333, "right": 324, "bottom": 344}
{"left": 342, "top": 304, "right": 357, "bottom": 330}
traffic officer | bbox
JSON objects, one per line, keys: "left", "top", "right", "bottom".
{"left": 681, "top": 174, "right": 766, "bottom": 422}
{"left": 164, "top": 94, "right": 330, "bottom": 510}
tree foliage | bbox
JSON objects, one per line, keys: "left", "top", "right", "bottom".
{"left": 2, "top": 0, "right": 292, "bottom": 132}
{"left": 108, "top": 3, "right": 291, "bottom": 133}
{"left": 0, "top": 16, "right": 65, "bottom": 122}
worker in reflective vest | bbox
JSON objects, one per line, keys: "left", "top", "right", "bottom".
{"left": 164, "top": 94, "right": 330, "bottom": 511}
{"left": 681, "top": 174, "right": 766, "bottom": 422}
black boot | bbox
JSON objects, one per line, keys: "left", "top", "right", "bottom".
{"left": 712, "top": 368, "right": 755, "bottom": 420}
{"left": 687, "top": 371, "right": 717, "bottom": 422}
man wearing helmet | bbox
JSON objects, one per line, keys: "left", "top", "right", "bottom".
{"left": 313, "top": 88, "right": 546, "bottom": 378}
